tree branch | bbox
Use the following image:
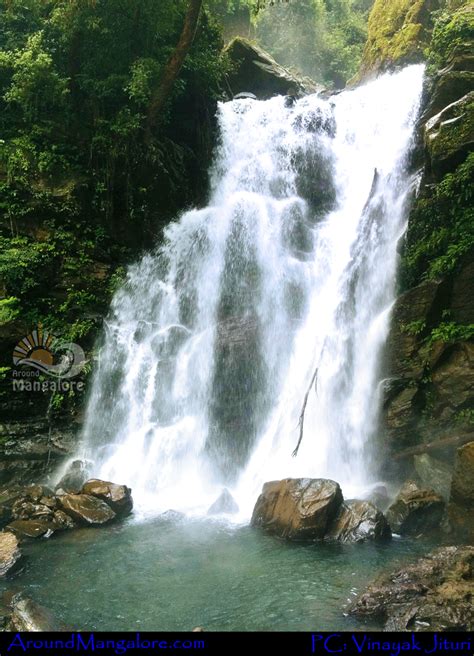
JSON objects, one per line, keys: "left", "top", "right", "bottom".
{"left": 292, "top": 367, "right": 318, "bottom": 457}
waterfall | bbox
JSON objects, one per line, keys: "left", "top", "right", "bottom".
{"left": 80, "top": 65, "right": 424, "bottom": 519}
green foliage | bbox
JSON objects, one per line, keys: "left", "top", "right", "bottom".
{"left": 400, "top": 319, "right": 426, "bottom": 336}
{"left": 428, "top": 3, "right": 474, "bottom": 70}
{"left": 429, "top": 321, "right": 474, "bottom": 343}
{"left": 401, "top": 153, "right": 474, "bottom": 288}
{"left": 254, "top": 0, "right": 369, "bottom": 87}
{"left": 354, "top": 0, "right": 443, "bottom": 81}
{"left": 455, "top": 408, "right": 474, "bottom": 425}
{"left": 0, "top": 297, "right": 20, "bottom": 325}
{"left": 0, "top": 0, "right": 229, "bottom": 364}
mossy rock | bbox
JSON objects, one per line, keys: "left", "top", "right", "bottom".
{"left": 425, "top": 91, "right": 474, "bottom": 177}
{"left": 353, "top": 0, "right": 442, "bottom": 83}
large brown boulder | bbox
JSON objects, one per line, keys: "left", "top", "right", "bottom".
{"left": 251, "top": 478, "right": 343, "bottom": 540}
{"left": 448, "top": 441, "right": 474, "bottom": 541}
{"left": 6, "top": 519, "right": 56, "bottom": 540}
{"left": 225, "top": 37, "right": 318, "bottom": 100}
{"left": 326, "top": 500, "right": 391, "bottom": 543}
{"left": 59, "top": 493, "right": 116, "bottom": 526}
{"left": 386, "top": 480, "right": 445, "bottom": 535}
{"left": 349, "top": 546, "right": 474, "bottom": 631}
{"left": 0, "top": 532, "right": 22, "bottom": 577}
{"left": 81, "top": 479, "right": 133, "bottom": 518}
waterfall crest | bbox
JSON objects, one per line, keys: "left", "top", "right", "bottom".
{"left": 80, "top": 65, "right": 425, "bottom": 518}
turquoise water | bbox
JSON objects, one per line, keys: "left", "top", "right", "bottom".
{"left": 7, "top": 516, "right": 432, "bottom": 631}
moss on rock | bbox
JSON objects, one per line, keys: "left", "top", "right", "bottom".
{"left": 353, "top": 0, "right": 442, "bottom": 83}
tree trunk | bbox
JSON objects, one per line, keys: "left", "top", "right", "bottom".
{"left": 145, "top": 0, "right": 203, "bottom": 140}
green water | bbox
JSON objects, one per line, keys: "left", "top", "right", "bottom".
{"left": 8, "top": 517, "right": 431, "bottom": 631}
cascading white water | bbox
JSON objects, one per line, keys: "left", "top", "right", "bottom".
{"left": 80, "top": 65, "right": 424, "bottom": 519}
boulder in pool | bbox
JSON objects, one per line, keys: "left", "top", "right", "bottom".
{"left": 251, "top": 478, "right": 343, "bottom": 540}
{"left": 81, "top": 479, "right": 133, "bottom": 517}
{"left": 55, "top": 460, "right": 89, "bottom": 495}
{"left": 326, "top": 500, "right": 392, "bottom": 543}
{"left": 7, "top": 593, "right": 69, "bottom": 631}
{"left": 0, "top": 532, "right": 22, "bottom": 576}
{"left": 59, "top": 493, "right": 116, "bottom": 526}
{"left": 6, "top": 519, "right": 56, "bottom": 540}
{"left": 207, "top": 488, "right": 239, "bottom": 515}
{"left": 386, "top": 480, "right": 445, "bottom": 536}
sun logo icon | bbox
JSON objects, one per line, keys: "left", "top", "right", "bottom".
{"left": 13, "top": 326, "right": 86, "bottom": 379}
{"left": 13, "top": 327, "right": 55, "bottom": 371}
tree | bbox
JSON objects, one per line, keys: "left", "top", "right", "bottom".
{"left": 146, "top": 0, "right": 204, "bottom": 140}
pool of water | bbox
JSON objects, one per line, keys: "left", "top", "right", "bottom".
{"left": 5, "top": 517, "right": 432, "bottom": 631}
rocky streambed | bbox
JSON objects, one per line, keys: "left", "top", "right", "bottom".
{"left": 0, "top": 447, "right": 473, "bottom": 632}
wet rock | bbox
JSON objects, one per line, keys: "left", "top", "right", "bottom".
{"left": 18, "top": 484, "right": 54, "bottom": 503}
{"left": 81, "top": 479, "right": 133, "bottom": 517}
{"left": 52, "top": 510, "right": 76, "bottom": 531}
{"left": 326, "top": 500, "right": 391, "bottom": 543}
{"left": 207, "top": 489, "right": 239, "bottom": 515}
{"left": 0, "top": 486, "right": 24, "bottom": 529}
{"left": 349, "top": 546, "right": 474, "bottom": 631}
{"left": 425, "top": 91, "right": 474, "bottom": 178}
{"left": 8, "top": 593, "right": 69, "bottom": 631}
{"left": 414, "top": 453, "right": 453, "bottom": 500}
{"left": 55, "top": 460, "right": 89, "bottom": 494}
{"left": 0, "top": 532, "right": 22, "bottom": 576}
{"left": 225, "top": 37, "right": 319, "bottom": 100}
{"left": 12, "top": 498, "right": 55, "bottom": 521}
{"left": 450, "top": 440, "right": 474, "bottom": 502}
{"left": 0, "top": 420, "right": 76, "bottom": 487}
{"left": 363, "top": 485, "right": 391, "bottom": 512}
{"left": 251, "top": 478, "right": 343, "bottom": 540}
{"left": 386, "top": 480, "right": 445, "bottom": 536}
{"left": 59, "top": 493, "right": 116, "bottom": 526}
{"left": 6, "top": 519, "right": 55, "bottom": 540}
{"left": 448, "top": 441, "right": 474, "bottom": 542}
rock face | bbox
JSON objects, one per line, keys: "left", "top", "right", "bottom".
{"left": 349, "top": 546, "right": 474, "bottom": 631}
{"left": 448, "top": 441, "right": 474, "bottom": 541}
{"left": 413, "top": 453, "right": 453, "bottom": 500}
{"left": 59, "top": 493, "right": 116, "bottom": 526}
{"left": 251, "top": 478, "right": 343, "bottom": 540}
{"left": 207, "top": 488, "right": 239, "bottom": 515}
{"left": 381, "top": 2, "right": 474, "bottom": 483}
{"left": 425, "top": 91, "right": 474, "bottom": 177}
{"left": 0, "top": 418, "right": 76, "bottom": 487}
{"left": 326, "top": 500, "right": 391, "bottom": 543}
{"left": 386, "top": 480, "right": 445, "bottom": 535}
{"left": 353, "top": 0, "right": 441, "bottom": 83}
{"left": 0, "top": 531, "right": 22, "bottom": 576}
{"left": 81, "top": 479, "right": 133, "bottom": 517}
{"left": 225, "top": 37, "right": 319, "bottom": 100}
